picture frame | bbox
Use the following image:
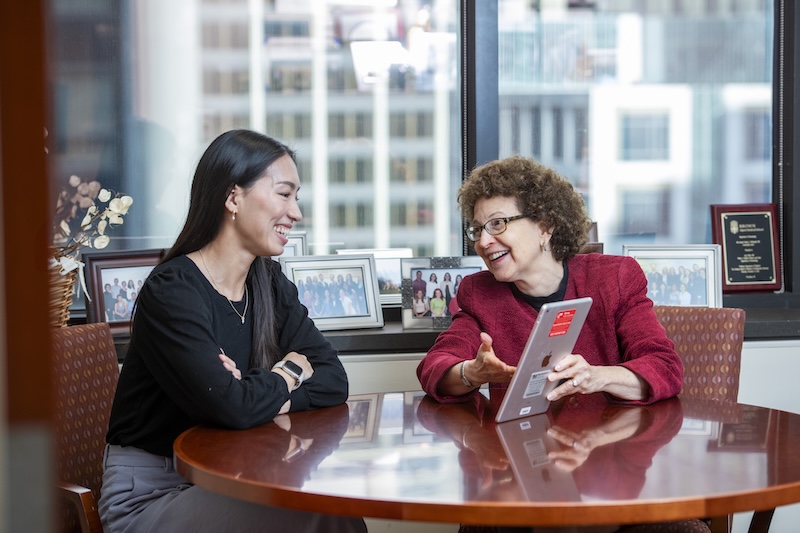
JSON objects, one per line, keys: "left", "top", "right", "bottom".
{"left": 342, "top": 393, "right": 382, "bottom": 444}
{"left": 83, "top": 248, "right": 166, "bottom": 335}
{"left": 707, "top": 406, "right": 775, "bottom": 452}
{"left": 710, "top": 204, "right": 781, "bottom": 293}
{"left": 336, "top": 247, "right": 413, "bottom": 306}
{"left": 400, "top": 256, "right": 485, "bottom": 329}
{"left": 403, "top": 391, "right": 435, "bottom": 444}
{"left": 621, "top": 244, "right": 722, "bottom": 308}
{"left": 278, "top": 254, "right": 384, "bottom": 331}
{"left": 278, "top": 231, "right": 308, "bottom": 257}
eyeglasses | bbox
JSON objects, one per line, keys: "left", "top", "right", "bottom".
{"left": 465, "top": 214, "right": 528, "bottom": 242}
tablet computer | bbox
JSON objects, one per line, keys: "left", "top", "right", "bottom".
{"left": 495, "top": 413, "right": 581, "bottom": 501}
{"left": 495, "top": 297, "right": 593, "bottom": 424}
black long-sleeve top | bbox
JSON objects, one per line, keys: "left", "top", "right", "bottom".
{"left": 106, "top": 255, "right": 349, "bottom": 457}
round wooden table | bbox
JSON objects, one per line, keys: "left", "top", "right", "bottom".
{"left": 174, "top": 391, "right": 800, "bottom": 529}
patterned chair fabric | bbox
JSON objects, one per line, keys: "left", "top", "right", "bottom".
{"left": 52, "top": 323, "right": 119, "bottom": 533}
{"left": 653, "top": 305, "right": 745, "bottom": 403}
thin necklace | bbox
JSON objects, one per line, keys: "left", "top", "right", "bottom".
{"left": 198, "top": 249, "right": 249, "bottom": 324}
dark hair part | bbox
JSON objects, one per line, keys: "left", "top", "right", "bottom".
{"left": 163, "top": 129, "right": 297, "bottom": 369}
{"left": 458, "top": 155, "right": 591, "bottom": 262}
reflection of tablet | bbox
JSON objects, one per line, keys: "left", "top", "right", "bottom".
{"left": 495, "top": 297, "right": 592, "bottom": 423}
{"left": 495, "top": 414, "right": 580, "bottom": 501}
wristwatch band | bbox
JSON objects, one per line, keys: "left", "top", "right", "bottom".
{"left": 272, "top": 360, "right": 304, "bottom": 390}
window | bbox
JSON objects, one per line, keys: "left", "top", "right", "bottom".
{"left": 552, "top": 107, "right": 564, "bottom": 160}
{"left": 497, "top": 0, "right": 774, "bottom": 258}
{"left": 45, "top": 1, "right": 800, "bottom": 313}
{"left": 744, "top": 108, "right": 770, "bottom": 161}
{"left": 46, "top": 1, "right": 461, "bottom": 260}
{"left": 620, "top": 113, "right": 670, "bottom": 161}
{"left": 618, "top": 188, "right": 670, "bottom": 237}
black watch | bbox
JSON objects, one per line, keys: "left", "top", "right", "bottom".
{"left": 273, "top": 360, "right": 304, "bottom": 390}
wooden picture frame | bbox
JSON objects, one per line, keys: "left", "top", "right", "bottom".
{"left": 622, "top": 244, "right": 722, "bottom": 308}
{"left": 710, "top": 203, "right": 781, "bottom": 293}
{"left": 83, "top": 248, "right": 166, "bottom": 335}
{"left": 400, "top": 256, "right": 485, "bottom": 329}
{"left": 278, "top": 254, "right": 384, "bottom": 331}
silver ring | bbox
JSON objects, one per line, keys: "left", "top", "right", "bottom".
{"left": 572, "top": 379, "right": 578, "bottom": 387}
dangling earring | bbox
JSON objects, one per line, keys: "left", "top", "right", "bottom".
{"left": 232, "top": 211, "right": 237, "bottom": 222}
{"left": 541, "top": 242, "right": 548, "bottom": 252}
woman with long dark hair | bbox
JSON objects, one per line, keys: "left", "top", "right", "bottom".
{"left": 99, "top": 130, "right": 365, "bottom": 533}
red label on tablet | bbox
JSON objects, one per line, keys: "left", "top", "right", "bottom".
{"left": 548, "top": 309, "right": 576, "bottom": 337}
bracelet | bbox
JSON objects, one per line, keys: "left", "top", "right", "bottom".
{"left": 460, "top": 360, "right": 475, "bottom": 388}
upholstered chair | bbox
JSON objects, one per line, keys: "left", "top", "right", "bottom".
{"left": 653, "top": 305, "right": 747, "bottom": 533}
{"left": 653, "top": 305, "right": 744, "bottom": 404}
{"left": 52, "top": 323, "right": 120, "bottom": 533}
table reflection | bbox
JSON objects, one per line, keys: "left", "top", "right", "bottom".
{"left": 415, "top": 393, "right": 684, "bottom": 503}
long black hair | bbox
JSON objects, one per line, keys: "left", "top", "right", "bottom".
{"left": 163, "top": 129, "right": 297, "bottom": 369}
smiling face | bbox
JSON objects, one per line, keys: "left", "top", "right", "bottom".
{"left": 472, "top": 196, "right": 551, "bottom": 290}
{"left": 231, "top": 154, "right": 302, "bottom": 257}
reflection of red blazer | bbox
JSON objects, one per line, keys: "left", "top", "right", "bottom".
{"left": 551, "top": 394, "right": 684, "bottom": 499}
{"left": 416, "top": 394, "right": 504, "bottom": 483}
{"left": 419, "top": 392, "right": 683, "bottom": 502}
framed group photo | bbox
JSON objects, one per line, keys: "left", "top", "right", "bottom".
{"left": 400, "top": 256, "right": 485, "bottom": 329}
{"left": 622, "top": 244, "right": 722, "bottom": 308}
{"left": 279, "top": 254, "right": 384, "bottom": 331}
{"left": 84, "top": 248, "right": 166, "bottom": 335}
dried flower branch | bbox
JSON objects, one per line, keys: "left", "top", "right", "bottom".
{"left": 52, "top": 174, "right": 134, "bottom": 259}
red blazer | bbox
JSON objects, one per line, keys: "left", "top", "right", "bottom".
{"left": 417, "top": 254, "right": 683, "bottom": 404}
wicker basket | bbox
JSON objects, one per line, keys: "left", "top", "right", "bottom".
{"left": 49, "top": 257, "right": 77, "bottom": 328}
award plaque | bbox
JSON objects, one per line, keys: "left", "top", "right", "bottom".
{"left": 710, "top": 204, "right": 781, "bottom": 293}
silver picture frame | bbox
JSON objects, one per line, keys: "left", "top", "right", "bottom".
{"left": 622, "top": 244, "right": 723, "bottom": 308}
{"left": 279, "top": 231, "right": 308, "bottom": 257}
{"left": 279, "top": 254, "right": 384, "bottom": 331}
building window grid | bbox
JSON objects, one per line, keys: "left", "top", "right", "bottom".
{"left": 744, "top": 108, "right": 770, "bottom": 161}
{"left": 532, "top": 106, "right": 541, "bottom": 158}
{"left": 619, "top": 188, "right": 671, "bottom": 237}
{"left": 552, "top": 107, "right": 564, "bottom": 159}
{"left": 575, "top": 107, "right": 588, "bottom": 161}
{"left": 620, "top": 113, "right": 670, "bottom": 161}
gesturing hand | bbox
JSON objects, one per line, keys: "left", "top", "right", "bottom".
{"left": 466, "top": 332, "right": 516, "bottom": 386}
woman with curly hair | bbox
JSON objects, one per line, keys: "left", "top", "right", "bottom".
{"left": 417, "top": 155, "right": 683, "bottom": 406}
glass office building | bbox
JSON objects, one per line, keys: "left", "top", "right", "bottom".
{"left": 48, "top": 0, "right": 772, "bottom": 259}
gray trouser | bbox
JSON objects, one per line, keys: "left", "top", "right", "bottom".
{"left": 98, "top": 444, "right": 367, "bottom": 533}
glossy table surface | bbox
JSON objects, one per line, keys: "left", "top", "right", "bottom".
{"left": 174, "top": 391, "right": 800, "bottom": 527}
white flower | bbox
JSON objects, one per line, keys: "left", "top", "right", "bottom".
{"left": 93, "top": 235, "right": 110, "bottom": 249}
{"left": 52, "top": 175, "right": 133, "bottom": 259}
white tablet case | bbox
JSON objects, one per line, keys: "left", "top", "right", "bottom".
{"left": 495, "top": 413, "right": 581, "bottom": 501}
{"left": 495, "top": 297, "right": 593, "bottom": 424}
